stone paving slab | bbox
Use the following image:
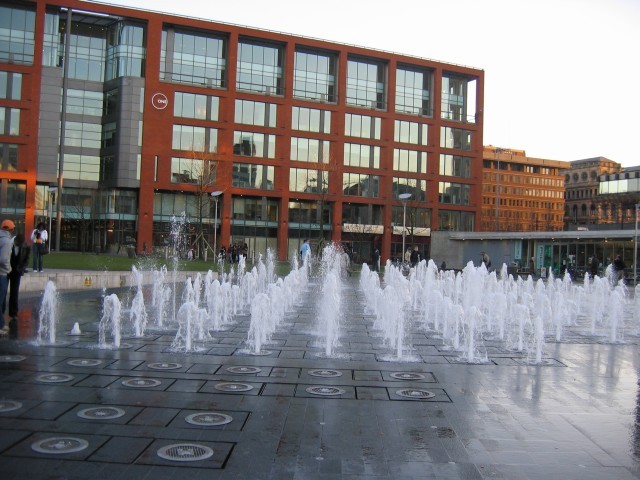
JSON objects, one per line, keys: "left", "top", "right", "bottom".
{"left": 1, "top": 277, "right": 640, "bottom": 479}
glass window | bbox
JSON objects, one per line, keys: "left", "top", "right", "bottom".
{"left": 441, "top": 74, "right": 477, "bottom": 123}
{"left": 0, "top": 108, "right": 20, "bottom": 135}
{"left": 172, "top": 125, "right": 218, "bottom": 152}
{"left": 237, "top": 41, "right": 283, "bottom": 95}
{"left": 289, "top": 168, "right": 328, "bottom": 193}
{"left": 233, "top": 131, "right": 275, "bottom": 158}
{"left": 342, "top": 173, "right": 379, "bottom": 198}
{"left": 346, "top": 58, "right": 386, "bottom": 109}
{"left": 0, "top": 4, "right": 36, "bottom": 65}
{"left": 170, "top": 156, "right": 216, "bottom": 184}
{"left": 439, "top": 210, "right": 474, "bottom": 231}
{"left": 292, "top": 106, "right": 331, "bottom": 133}
{"left": 0, "top": 71, "right": 22, "bottom": 100}
{"left": 232, "top": 163, "right": 275, "bottom": 189}
{"left": 394, "top": 120, "right": 428, "bottom": 145}
{"left": 291, "top": 138, "right": 329, "bottom": 163}
{"left": 439, "top": 181, "right": 471, "bottom": 205}
{"left": 161, "top": 28, "right": 226, "bottom": 87}
{"left": 392, "top": 177, "right": 427, "bottom": 201}
{"left": 294, "top": 50, "right": 337, "bottom": 102}
{"left": 65, "top": 121, "right": 101, "bottom": 149}
{"left": 393, "top": 149, "right": 427, "bottom": 174}
{"left": 440, "top": 126, "right": 472, "bottom": 151}
{"left": 439, "top": 154, "right": 471, "bottom": 178}
{"left": 344, "top": 113, "right": 381, "bottom": 139}
{"left": 66, "top": 89, "right": 104, "bottom": 116}
{"left": 0, "top": 143, "right": 18, "bottom": 171}
{"left": 342, "top": 203, "right": 383, "bottom": 226}
{"left": 344, "top": 143, "right": 380, "bottom": 168}
{"left": 235, "top": 99, "right": 276, "bottom": 127}
{"left": 64, "top": 154, "right": 100, "bottom": 181}
{"left": 4, "top": 181, "right": 26, "bottom": 212}
{"left": 174, "top": 92, "right": 218, "bottom": 120}
{"left": 395, "top": 66, "right": 432, "bottom": 116}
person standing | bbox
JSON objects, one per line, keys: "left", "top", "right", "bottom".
{"left": 8, "top": 233, "right": 30, "bottom": 332}
{"left": 371, "top": 247, "right": 380, "bottom": 272}
{"left": 31, "top": 222, "right": 48, "bottom": 272}
{"left": 300, "top": 238, "right": 311, "bottom": 263}
{"left": 590, "top": 255, "right": 599, "bottom": 278}
{"left": 410, "top": 245, "right": 420, "bottom": 267}
{"left": 0, "top": 219, "right": 14, "bottom": 336}
{"left": 612, "top": 255, "right": 626, "bottom": 283}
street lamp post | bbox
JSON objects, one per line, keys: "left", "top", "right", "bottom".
{"left": 211, "top": 190, "right": 223, "bottom": 261}
{"left": 399, "top": 193, "right": 412, "bottom": 262}
{"left": 48, "top": 186, "right": 57, "bottom": 250}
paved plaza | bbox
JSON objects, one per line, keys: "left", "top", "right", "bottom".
{"left": 0, "top": 274, "right": 639, "bottom": 479}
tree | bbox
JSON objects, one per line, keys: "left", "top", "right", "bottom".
{"left": 181, "top": 148, "right": 224, "bottom": 261}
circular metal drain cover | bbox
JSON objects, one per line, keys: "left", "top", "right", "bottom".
{"left": 67, "top": 359, "right": 102, "bottom": 367}
{"left": 148, "top": 362, "right": 182, "bottom": 370}
{"left": 0, "top": 355, "right": 26, "bottom": 362}
{"left": 214, "top": 382, "right": 253, "bottom": 392}
{"left": 31, "top": 437, "right": 89, "bottom": 454}
{"left": 226, "top": 366, "right": 261, "bottom": 374}
{"left": 77, "top": 406, "right": 125, "bottom": 420}
{"left": 36, "top": 373, "right": 74, "bottom": 383}
{"left": 306, "top": 386, "right": 345, "bottom": 396}
{"left": 185, "top": 412, "right": 233, "bottom": 426}
{"left": 0, "top": 400, "right": 22, "bottom": 412}
{"left": 157, "top": 443, "right": 214, "bottom": 462}
{"left": 308, "top": 369, "right": 343, "bottom": 378}
{"left": 122, "top": 378, "right": 162, "bottom": 388}
{"left": 391, "top": 372, "right": 426, "bottom": 380}
{"left": 396, "top": 388, "right": 435, "bottom": 400}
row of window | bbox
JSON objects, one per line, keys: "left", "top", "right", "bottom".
{"left": 0, "top": 4, "right": 478, "bottom": 122}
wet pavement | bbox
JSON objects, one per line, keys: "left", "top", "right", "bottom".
{"left": 1, "top": 277, "right": 640, "bottom": 479}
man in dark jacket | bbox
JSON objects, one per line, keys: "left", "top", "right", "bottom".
{"left": 8, "top": 233, "right": 30, "bottom": 331}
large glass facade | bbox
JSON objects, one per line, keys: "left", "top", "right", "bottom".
{"left": 395, "top": 66, "right": 432, "bottom": 116}
{"left": 237, "top": 41, "right": 283, "bottom": 95}
{"left": 105, "top": 22, "right": 145, "bottom": 79}
{"left": 346, "top": 58, "right": 386, "bottom": 109}
{"left": 0, "top": 4, "right": 35, "bottom": 65}
{"left": 66, "top": 89, "right": 103, "bottom": 116}
{"left": 161, "top": 28, "right": 226, "bottom": 87}
{"left": 294, "top": 50, "right": 336, "bottom": 102}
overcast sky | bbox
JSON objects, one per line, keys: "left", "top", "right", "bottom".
{"left": 103, "top": 0, "right": 640, "bottom": 167}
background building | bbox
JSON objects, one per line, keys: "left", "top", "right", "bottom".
{"left": 0, "top": 0, "right": 484, "bottom": 262}
{"left": 561, "top": 157, "right": 621, "bottom": 230}
{"left": 481, "top": 146, "right": 568, "bottom": 232}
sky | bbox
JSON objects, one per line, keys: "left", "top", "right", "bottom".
{"left": 102, "top": 0, "right": 640, "bottom": 167}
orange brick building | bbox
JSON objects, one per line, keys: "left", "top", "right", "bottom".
{"left": 481, "top": 147, "right": 568, "bottom": 232}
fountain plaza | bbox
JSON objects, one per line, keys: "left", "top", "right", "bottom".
{"left": 0, "top": 245, "right": 639, "bottom": 480}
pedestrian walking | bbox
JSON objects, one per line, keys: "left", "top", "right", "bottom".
{"left": 0, "top": 219, "right": 14, "bottom": 336}
{"left": 8, "top": 233, "right": 30, "bottom": 332}
{"left": 300, "top": 238, "right": 311, "bottom": 263}
{"left": 30, "top": 222, "right": 48, "bottom": 272}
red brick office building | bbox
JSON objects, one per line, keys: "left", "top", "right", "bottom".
{"left": 0, "top": 0, "right": 484, "bottom": 262}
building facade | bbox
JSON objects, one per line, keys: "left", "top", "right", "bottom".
{"left": 481, "top": 146, "right": 568, "bottom": 232}
{"left": 0, "top": 0, "right": 484, "bottom": 262}
{"left": 561, "top": 157, "right": 622, "bottom": 230}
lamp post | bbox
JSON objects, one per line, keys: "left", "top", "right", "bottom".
{"left": 211, "top": 190, "right": 223, "bottom": 260}
{"left": 399, "top": 193, "right": 412, "bottom": 262}
{"left": 634, "top": 202, "right": 639, "bottom": 285}
{"left": 47, "top": 186, "right": 57, "bottom": 250}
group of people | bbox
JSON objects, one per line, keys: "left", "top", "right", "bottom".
{"left": 0, "top": 220, "right": 48, "bottom": 336}
{"left": 217, "top": 243, "right": 249, "bottom": 263}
